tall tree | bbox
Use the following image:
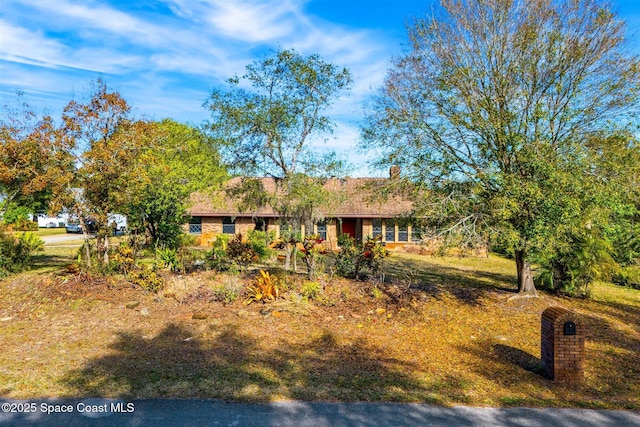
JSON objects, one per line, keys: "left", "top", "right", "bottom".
{"left": 0, "top": 95, "right": 72, "bottom": 218}
{"left": 124, "top": 119, "right": 227, "bottom": 249}
{"left": 205, "top": 48, "right": 351, "bottom": 270}
{"left": 361, "top": 0, "right": 640, "bottom": 293}
{"left": 60, "top": 79, "right": 151, "bottom": 267}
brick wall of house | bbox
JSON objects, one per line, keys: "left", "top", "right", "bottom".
{"left": 197, "top": 217, "right": 257, "bottom": 246}
{"left": 192, "top": 216, "right": 488, "bottom": 255}
{"left": 325, "top": 219, "right": 339, "bottom": 249}
{"left": 541, "top": 306, "right": 587, "bottom": 384}
{"left": 362, "top": 218, "right": 373, "bottom": 239}
{"left": 190, "top": 217, "right": 220, "bottom": 246}
{"left": 235, "top": 218, "right": 254, "bottom": 237}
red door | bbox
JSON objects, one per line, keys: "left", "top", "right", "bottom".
{"left": 341, "top": 219, "right": 356, "bottom": 239}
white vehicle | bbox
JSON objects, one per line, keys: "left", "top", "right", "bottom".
{"left": 36, "top": 213, "right": 69, "bottom": 228}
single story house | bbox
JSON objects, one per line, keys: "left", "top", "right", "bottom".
{"left": 187, "top": 170, "right": 424, "bottom": 251}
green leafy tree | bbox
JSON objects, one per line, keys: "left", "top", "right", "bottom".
{"left": 124, "top": 119, "right": 227, "bottom": 249}
{"left": 205, "top": 48, "right": 351, "bottom": 271}
{"left": 594, "top": 131, "right": 640, "bottom": 267}
{"left": 361, "top": 0, "right": 640, "bottom": 294}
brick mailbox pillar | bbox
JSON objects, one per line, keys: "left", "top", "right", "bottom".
{"left": 541, "top": 306, "right": 587, "bottom": 384}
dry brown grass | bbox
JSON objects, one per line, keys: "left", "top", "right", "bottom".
{"left": 0, "top": 252, "right": 638, "bottom": 408}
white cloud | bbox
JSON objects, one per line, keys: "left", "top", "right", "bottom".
{"left": 0, "top": 21, "right": 67, "bottom": 69}
{"left": 18, "top": 0, "right": 165, "bottom": 46}
{"left": 0, "top": 0, "right": 395, "bottom": 173}
{"left": 163, "top": 0, "right": 302, "bottom": 42}
{"left": 205, "top": 1, "right": 298, "bottom": 42}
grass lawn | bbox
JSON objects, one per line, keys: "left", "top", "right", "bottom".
{"left": 33, "top": 228, "right": 67, "bottom": 237}
{"left": 0, "top": 250, "right": 638, "bottom": 409}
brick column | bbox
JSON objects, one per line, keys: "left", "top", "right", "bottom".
{"left": 541, "top": 306, "right": 587, "bottom": 384}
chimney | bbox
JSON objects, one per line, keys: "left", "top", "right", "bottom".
{"left": 389, "top": 165, "right": 400, "bottom": 179}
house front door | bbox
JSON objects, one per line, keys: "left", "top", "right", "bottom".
{"left": 341, "top": 219, "right": 357, "bottom": 239}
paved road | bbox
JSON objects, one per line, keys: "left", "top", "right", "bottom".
{"left": 1, "top": 399, "right": 638, "bottom": 427}
{"left": 40, "top": 233, "right": 89, "bottom": 245}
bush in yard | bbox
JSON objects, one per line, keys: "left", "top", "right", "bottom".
{"left": 334, "top": 234, "right": 358, "bottom": 278}
{"left": 179, "top": 233, "right": 200, "bottom": 248}
{"left": 302, "top": 234, "right": 327, "bottom": 279}
{"left": 227, "top": 234, "right": 257, "bottom": 270}
{"left": 110, "top": 242, "right": 135, "bottom": 275}
{"left": 358, "top": 236, "right": 390, "bottom": 279}
{"left": 129, "top": 265, "right": 165, "bottom": 293}
{"left": 212, "top": 277, "right": 244, "bottom": 303}
{"left": 612, "top": 266, "right": 640, "bottom": 289}
{"left": 300, "top": 280, "right": 321, "bottom": 300}
{"left": 156, "top": 246, "right": 183, "bottom": 273}
{"left": 246, "top": 229, "right": 275, "bottom": 261}
{"left": 535, "top": 232, "right": 618, "bottom": 297}
{"left": 206, "top": 234, "right": 229, "bottom": 271}
{"left": 0, "top": 230, "right": 44, "bottom": 276}
{"left": 11, "top": 219, "right": 39, "bottom": 231}
{"left": 2, "top": 204, "right": 38, "bottom": 230}
{"left": 334, "top": 234, "right": 389, "bottom": 280}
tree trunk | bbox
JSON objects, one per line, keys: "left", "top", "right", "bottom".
{"left": 291, "top": 244, "right": 297, "bottom": 272}
{"left": 304, "top": 251, "right": 316, "bottom": 280}
{"left": 515, "top": 249, "right": 537, "bottom": 294}
{"left": 81, "top": 228, "right": 91, "bottom": 269}
{"left": 284, "top": 243, "right": 291, "bottom": 270}
{"left": 103, "top": 234, "right": 109, "bottom": 266}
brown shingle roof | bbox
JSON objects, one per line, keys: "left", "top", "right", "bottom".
{"left": 189, "top": 177, "right": 414, "bottom": 218}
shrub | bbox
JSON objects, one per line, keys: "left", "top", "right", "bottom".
{"left": 180, "top": 233, "right": 197, "bottom": 247}
{"left": 245, "top": 270, "right": 280, "bottom": 304}
{"left": 334, "top": 234, "right": 389, "bottom": 280}
{"left": 246, "top": 229, "right": 274, "bottom": 261}
{"left": 334, "top": 234, "right": 357, "bottom": 278}
{"left": 12, "top": 219, "right": 39, "bottom": 231}
{"left": 358, "top": 236, "right": 389, "bottom": 278}
{"left": 2, "top": 204, "right": 32, "bottom": 226}
{"left": 129, "top": 266, "right": 165, "bottom": 293}
{"left": 300, "top": 280, "right": 321, "bottom": 300}
{"left": 14, "top": 231, "right": 45, "bottom": 253}
{"left": 156, "top": 246, "right": 183, "bottom": 273}
{"left": 0, "top": 231, "right": 44, "bottom": 276}
{"left": 111, "top": 242, "right": 136, "bottom": 277}
{"left": 206, "top": 234, "right": 230, "bottom": 271}
{"left": 302, "top": 234, "right": 327, "bottom": 279}
{"left": 212, "top": 277, "right": 244, "bottom": 303}
{"left": 535, "top": 233, "right": 618, "bottom": 297}
{"left": 612, "top": 266, "right": 640, "bottom": 289}
{"left": 227, "top": 234, "right": 257, "bottom": 269}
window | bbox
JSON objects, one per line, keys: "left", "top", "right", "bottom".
{"left": 411, "top": 225, "right": 423, "bottom": 242}
{"left": 385, "top": 219, "right": 395, "bottom": 242}
{"left": 222, "top": 216, "right": 235, "bottom": 234}
{"left": 398, "top": 223, "right": 408, "bottom": 242}
{"left": 189, "top": 216, "right": 202, "bottom": 234}
{"left": 316, "top": 220, "right": 327, "bottom": 240}
{"left": 372, "top": 218, "right": 382, "bottom": 238}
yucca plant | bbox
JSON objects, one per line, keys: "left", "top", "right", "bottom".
{"left": 245, "top": 270, "right": 280, "bottom": 304}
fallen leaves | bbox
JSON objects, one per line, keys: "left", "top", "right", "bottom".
{"left": 0, "top": 255, "right": 638, "bottom": 409}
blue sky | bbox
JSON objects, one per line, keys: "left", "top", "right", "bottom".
{"left": 1, "top": 0, "right": 639, "bottom": 174}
